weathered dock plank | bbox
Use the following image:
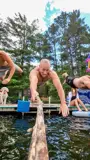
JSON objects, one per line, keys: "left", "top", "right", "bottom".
{"left": 0, "top": 104, "right": 90, "bottom": 113}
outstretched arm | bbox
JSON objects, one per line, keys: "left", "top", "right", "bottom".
{"left": 29, "top": 69, "right": 38, "bottom": 102}
{"left": 14, "top": 64, "right": 23, "bottom": 74}
{"left": 51, "top": 71, "right": 69, "bottom": 117}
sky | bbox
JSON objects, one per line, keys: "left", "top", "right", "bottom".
{"left": 0, "top": 0, "right": 90, "bottom": 31}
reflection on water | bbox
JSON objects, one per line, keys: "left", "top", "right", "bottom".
{"left": 0, "top": 116, "right": 35, "bottom": 160}
{"left": 46, "top": 116, "right": 90, "bottom": 160}
{"left": 0, "top": 115, "right": 90, "bottom": 160}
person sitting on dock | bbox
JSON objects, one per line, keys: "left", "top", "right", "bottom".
{"left": 68, "top": 88, "right": 88, "bottom": 111}
{"left": 29, "top": 59, "right": 69, "bottom": 117}
{"left": 62, "top": 72, "right": 90, "bottom": 89}
{"left": 0, "top": 50, "right": 23, "bottom": 84}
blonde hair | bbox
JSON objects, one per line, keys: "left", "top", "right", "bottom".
{"left": 62, "top": 72, "right": 68, "bottom": 78}
{"left": 71, "top": 88, "right": 77, "bottom": 94}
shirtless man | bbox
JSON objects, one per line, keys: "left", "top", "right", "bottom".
{"left": 29, "top": 59, "right": 69, "bottom": 117}
{"left": 0, "top": 50, "right": 23, "bottom": 84}
{"left": 62, "top": 72, "right": 90, "bottom": 89}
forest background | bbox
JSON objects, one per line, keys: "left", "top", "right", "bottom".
{"left": 0, "top": 10, "right": 90, "bottom": 103}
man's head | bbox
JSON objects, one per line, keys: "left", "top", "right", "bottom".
{"left": 39, "top": 59, "right": 50, "bottom": 78}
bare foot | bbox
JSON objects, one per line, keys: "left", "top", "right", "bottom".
{"left": 2, "top": 78, "right": 10, "bottom": 84}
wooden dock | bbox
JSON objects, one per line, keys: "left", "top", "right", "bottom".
{"left": 0, "top": 103, "right": 90, "bottom": 115}
{"left": 0, "top": 103, "right": 59, "bottom": 114}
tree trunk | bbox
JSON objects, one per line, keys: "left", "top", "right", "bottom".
{"left": 28, "top": 100, "right": 49, "bottom": 160}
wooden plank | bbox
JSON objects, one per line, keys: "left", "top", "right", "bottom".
{"left": 0, "top": 104, "right": 90, "bottom": 112}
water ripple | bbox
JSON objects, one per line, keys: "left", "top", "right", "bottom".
{"left": 0, "top": 115, "right": 90, "bottom": 160}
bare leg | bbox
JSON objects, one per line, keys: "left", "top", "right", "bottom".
{"left": 14, "top": 64, "right": 23, "bottom": 74}
{"left": 74, "top": 99, "right": 82, "bottom": 111}
{"left": 77, "top": 98, "right": 88, "bottom": 111}
{"left": 17, "top": 67, "right": 23, "bottom": 74}
{"left": 70, "top": 99, "right": 82, "bottom": 111}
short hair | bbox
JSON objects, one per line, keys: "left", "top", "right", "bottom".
{"left": 40, "top": 59, "right": 50, "bottom": 66}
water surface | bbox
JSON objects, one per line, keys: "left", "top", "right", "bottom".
{"left": 0, "top": 115, "right": 90, "bottom": 160}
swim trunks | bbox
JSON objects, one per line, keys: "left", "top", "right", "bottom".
{"left": 66, "top": 76, "right": 77, "bottom": 88}
{"left": 0, "top": 66, "right": 10, "bottom": 77}
{"left": 0, "top": 64, "right": 20, "bottom": 78}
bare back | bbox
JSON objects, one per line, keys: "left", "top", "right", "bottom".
{"left": 74, "top": 75, "right": 90, "bottom": 89}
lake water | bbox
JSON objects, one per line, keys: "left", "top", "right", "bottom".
{"left": 0, "top": 115, "right": 90, "bottom": 160}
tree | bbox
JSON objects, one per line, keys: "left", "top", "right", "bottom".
{"left": 3, "top": 13, "right": 40, "bottom": 100}
{"left": 0, "top": 17, "right": 12, "bottom": 48}
{"left": 59, "top": 10, "right": 90, "bottom": 76}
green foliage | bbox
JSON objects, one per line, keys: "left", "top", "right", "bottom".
{"left": 0, "top": 10, "right": 90, "bottom": 102}
{"left": 58, "top": 10, "right": 90, "bottom": 76}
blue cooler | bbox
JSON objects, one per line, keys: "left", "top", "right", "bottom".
{"left": 17, "top": 100, "right": 30, "bottom": 112}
